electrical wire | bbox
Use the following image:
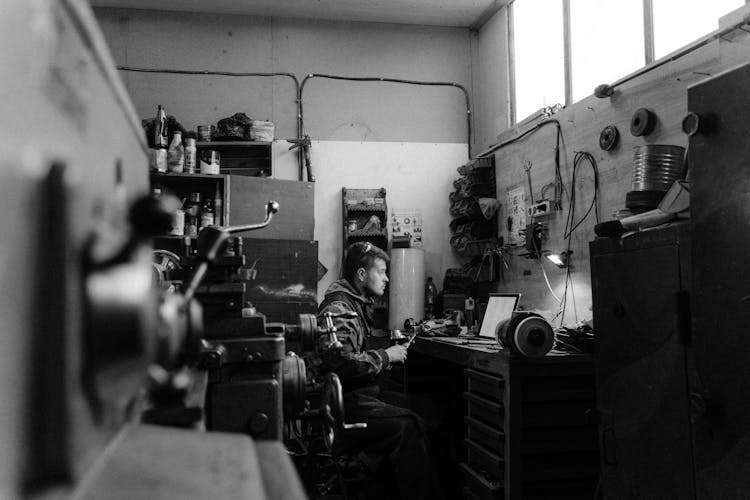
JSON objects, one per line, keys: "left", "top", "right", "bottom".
{"left": 477, "top": 118, "right": 564, "bottom": 210}
{"left": 557, "top": 150, "right": 600, "bottom": 326}
{"left": 538, "top": 256, "right": 562, "bottom": 303}
{"left": 563, "top": 151, "right": 600, "bottom": 239}
{"left": 299, "top": 73, "right": 473, "bottom": 159}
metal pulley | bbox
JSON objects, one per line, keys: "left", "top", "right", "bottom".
{"left": 319, "top": 373, "right": 366, "bottom": 452}
{"left": 495, "top": 312, "right": 554, "bottom": 358}
{"left": 282, "top": 352, "right": 307, "bottom": 418}
{"left": 599, "top": 125, "right": 620, "bottom": 151}
{"left": 630, "top": 108, "right": 657, "bottom": 137}
{"left": 284, "top": 313, "right": 318, "bottom": 351}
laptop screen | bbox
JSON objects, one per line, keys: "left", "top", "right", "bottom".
{"left": 478, "top": 293, "right": 521, "bottom": 339}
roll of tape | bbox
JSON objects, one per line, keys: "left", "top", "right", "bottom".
{"left": 496, "top": 312, "right": 554, "bottom": 357}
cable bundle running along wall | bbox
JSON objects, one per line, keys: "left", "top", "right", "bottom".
{"left": 555, "top": 151, "right": 600, "bottom": 327}
{"left": 117, "top": 66, "right": 475, "bottom": 179}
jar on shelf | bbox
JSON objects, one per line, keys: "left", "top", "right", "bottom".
{"left": 200, "top": 198, "right": 215, "bottom": 228}
{"left": 184, "top": 192, "right": 201, "bottom": 237}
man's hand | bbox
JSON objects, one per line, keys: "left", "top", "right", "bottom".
{"left": 385, "top": 344, "right": 408, "bottom": 364}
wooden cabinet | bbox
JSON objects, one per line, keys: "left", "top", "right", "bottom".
{"left": 342, "top": 187, "right": 388, "bottom": 251}
{"left": 589, "top": 224, "right": 694, "bottom": 499}
{"left": 150, "top": 171, "right": 230, "bottom": 227}
{"left": 407, "top": 341, "right": 598, "bottom": 500}
{"left": 196, "top": 141, "right": 272, "bottom": 177}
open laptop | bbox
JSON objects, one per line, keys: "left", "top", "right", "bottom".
{"left": 431, "top": 293, "right": 520, "bottom": 346}
{"left": 477, "top": 293, "right": 521, "bottom": 340}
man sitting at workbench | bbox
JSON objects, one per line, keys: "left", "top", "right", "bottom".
{"left": 315, "top": 241, "right": 441, "bottom": 500}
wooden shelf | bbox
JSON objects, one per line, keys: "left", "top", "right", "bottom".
{"left": 346, "top": 229, "right": 387, "bottom": 238}
{"left": 194, "top": 141, "right": 272, "bottom": 177}
{"left": 151, "top": 172, "right": 226, "bottom": 180}
{"left": 343, "top": 187, "right": 389, "bottom": 329}
{"left": 196, "top": 141, "right": 271, "bottom": 148}
{"left": 346, "top": 204, "right": 387, "bottom": 213}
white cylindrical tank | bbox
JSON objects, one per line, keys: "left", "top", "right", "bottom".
{"left": 388, "top": 248, "right": 425, "bottom": 330}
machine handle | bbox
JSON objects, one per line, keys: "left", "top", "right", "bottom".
{"left": 225, "top": 201, "right": 279, "bottom": 234}
{"left": 320, "top": 311, "right": 358, "bottom": 350}
{"left": 325, "top": 311, "right": 358, "bottom": 320}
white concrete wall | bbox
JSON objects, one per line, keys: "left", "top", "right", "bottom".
{"left": 94, "top": 7, "right": 473, "bottom": 144}
{"left": 472, "top": 8, "right": 511, "bottom": 153}
{"left": 311, "top": 140, "right": 466, "bottom": 301}
{"left": 94, "top": 7, "right": 475, "bottom": 303}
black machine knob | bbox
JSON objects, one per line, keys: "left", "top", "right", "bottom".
{"left": 249, "top": 413, "right": 270, "bottom": 435}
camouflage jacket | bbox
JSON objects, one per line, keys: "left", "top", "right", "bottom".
{"left": 313, "top": 278, "right": 390, "bottom": 392}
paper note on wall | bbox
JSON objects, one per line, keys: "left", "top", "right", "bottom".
{"left": 507, "top": 186, "right": 526, "bottom": 245}
{"left": 391, "top": 209, "right": 423, "bottom": 247}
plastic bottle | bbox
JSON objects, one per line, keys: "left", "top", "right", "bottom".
{"left": 184, "top": 134, "right": 197, "bottom": 174}
{"left": 425, "top": 277, "right": 438, "bottom": 319}
{"left": 167, "top": 131, "right": 185, "bottom": 173}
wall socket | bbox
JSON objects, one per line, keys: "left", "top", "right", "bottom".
{"left": 527, "top": 199, "right": 552, "bottom": 218}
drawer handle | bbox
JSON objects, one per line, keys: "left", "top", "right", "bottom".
{"left": 465, "top": 368, "right": 504, "bottom": 384}
{"left": 463, "top": 392, "right": 503, "bottom": 412}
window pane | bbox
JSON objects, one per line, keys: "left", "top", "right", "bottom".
{"left": 570, "top": 0, "right": 644, "bottom": 102}
{"left": 654, "top": 0, "right": 744, "bottom": 58}
{"left": 513, "top": 0, "right": 565, "bottom": 122}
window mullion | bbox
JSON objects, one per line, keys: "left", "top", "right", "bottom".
{"left": 508, "top": 1, "right": 517, "bottom": 126}
{"left": 644, "top": 0, "right": 655, "bottom": 64}
{"left": 563, "top": 0, "right": 573, "bottom": 106}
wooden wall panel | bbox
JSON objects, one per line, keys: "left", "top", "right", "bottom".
{"left": 491, "top": 38, "right": 750, "bottom": 326}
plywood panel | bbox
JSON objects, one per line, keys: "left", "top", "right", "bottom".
{"left": 491, "top": 38, "right": 749, "bottom": 326}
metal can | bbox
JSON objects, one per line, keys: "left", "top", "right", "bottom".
{"left": 197, "top": 125, "right": 211, "bottom": 142}
{"left": 200, "top": 150, "right": 220, "bottom": 175}
{"left": 170, "top": 209, "right": 185, "bottom": 236}
{"left": 153, "top": 148, "right": 167, "bottom": 172}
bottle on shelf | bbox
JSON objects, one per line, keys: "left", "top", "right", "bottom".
{"left": 184, "top": 133, "right": 197, "bottom": 174}
{"left": 154, "top": 105, "right": 168, "bottom": 148}
{"left": 213, "top": 184, "right": 223, "bottom": 226}
{"left": 424, "top": 276, "right": 438, "bottom": 320}
{"left": 200, "top": 198, "right": 214, "bottom": 228}
{"left": 167, "top": 130, "right": 185, "bottom": 173}
{"left": 184, "top": 192, "right": 201, "bottom": 237}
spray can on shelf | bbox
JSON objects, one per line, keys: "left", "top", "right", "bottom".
{"left": 184, "top": 134, "right": 197, "bottom": 173}
{"left": 424, "top": 277, "right": 438, "bottom": 320}
{"left": 167, "top": 130, "right": 185, "bottom": 173}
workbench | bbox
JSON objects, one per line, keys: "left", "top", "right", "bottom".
{"left": 406, "top": 337, "right": 598, "bottom": 500}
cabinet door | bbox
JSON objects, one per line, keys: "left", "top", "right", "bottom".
{"left": 591, "top": 243, "right": 694, "bottom": 499}
{"left": 689, "top": 61, "right": 750, "bottom": 499}
{"left": 229, "top": 176, "right": 314, "bottom": 240}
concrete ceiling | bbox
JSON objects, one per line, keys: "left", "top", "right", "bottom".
{"left": 89, "top": 0, "right": 506, "bottom": 28}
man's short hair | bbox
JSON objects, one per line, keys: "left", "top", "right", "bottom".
{"left": 342, "top": 242, "right": 389, "bottom": 281}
